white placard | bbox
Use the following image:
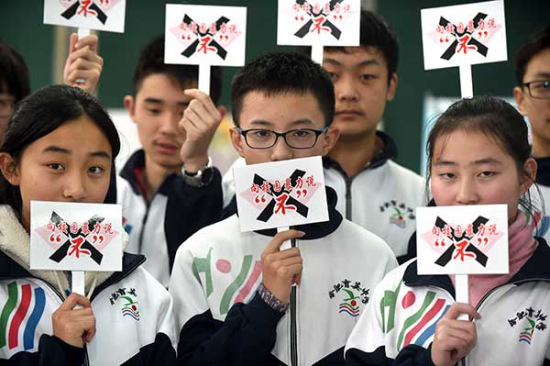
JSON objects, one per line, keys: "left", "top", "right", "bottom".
{"left": 234, "top": 156, "right": 328, "bottom": 232}
{"left": 416, "top": 204, "right": 509, "bottom": 275}
{"left": 30, "top": 201, "right": 123, "bottom": 271}
{"left": 44, "top": 0, "right": 126, "bottom": 33}
{"left": 421, "top": 0, "right": 507, "bottom": 70}
{"left": 165, "top": 4, "right": 247, "bottom": 67}
{"left": 277, "top": 0, "right": 360, "bottom": 46}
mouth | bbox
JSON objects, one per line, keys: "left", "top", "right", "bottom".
{"left": 154, "top": 141, "right": 179, "bottom": 154}
{"left": 335, "top": 110, "right": 364, "bottom": 118}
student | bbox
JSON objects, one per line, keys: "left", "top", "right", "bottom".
{"left": 222, "top": 11, "right": 425, "bottom": 263}
{"left": 514, "top": 26, "right": 550, "bottom": 241}
{"left": 0, "top": 34, "right": 103, "bottom": 141}
{"left": 345, "top": 96, "right": 550, "bottom": 365}
{"left": 0, "top": 85, "right": 176, "bottom": 364}
{"left": 118, "top": 36, "right": 224, "bottom": 287}
{"left": 170, "top": 52, "right": 397, "bottom": 365}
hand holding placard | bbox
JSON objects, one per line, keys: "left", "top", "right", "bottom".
{"left": 63, "top": 33, "right": 103, "bottom": 93}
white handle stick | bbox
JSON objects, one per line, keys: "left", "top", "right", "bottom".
{"left": 75, "top": 28, "right": 91, "bottom": 84}
{"left": 459, "top": 64, "right": 473, "bottom": 98}
{"left": 199, "top": 65, "right": 211, "bottom": 95}
{"left": 455, "top": 274, "right": 470, "bottom": 320}
{"left": 311, "top": 44, "right": 324, "bottom": 65}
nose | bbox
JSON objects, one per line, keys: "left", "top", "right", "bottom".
{"left": 159, "top": 110, "right": 180, "bottom": 136}
{"left": 270, "top": 135, "right": 293, "bottom": 162}
{"left": 456, "top": 177, "right": 480, "bottom": 205}
{"left": 63, "top": 172, "right": 88, "bottom": 202}
{"left": 335, "top": 74, "right": 359, "bottom": 102}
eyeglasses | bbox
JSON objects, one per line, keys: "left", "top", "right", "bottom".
{"left": 237, "top": 126, "right": 328, "bottom": 149}
{"left": 0, "top": 98, "right": 15, "bottom": 118}
{"left": 521, "top": 80, "right": 550, "bottom": 99}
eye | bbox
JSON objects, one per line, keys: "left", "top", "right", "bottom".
{"left": 479, "top": 171, "right": 496, "bottom": 178}
{"left": 291, "top": 129, "right": 314, "bottom": 138}
{"left": 438, "top": 172, "right": 455, "bottom": 180}
{"left": 47, "top": 163, "right": 64, "bottom": 171}
{"left": 88, "top": 166, "right": 105, "bottom": 175}
{"left": 252, "top": 130, "right": 272, "bottom": 139}
{"left": 533, "top": 81, "right": 550, "bottom": 90}
{"left": 147, "top": 108, "right": 162, "bottom": 116}
{"left": 359, "top": 74, "right": 376, "bottom": 81}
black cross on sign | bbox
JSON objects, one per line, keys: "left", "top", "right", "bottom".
{"left": 181, "top": 14, "right": 229, "bottom": 60}
{"left": 294, "top": 0, "right": 343, "bottom": 40}
{"left": 439, "top": 13, "right": 489, "bottom": 61}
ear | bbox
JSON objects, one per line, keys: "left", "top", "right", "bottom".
{"left": 0, "top": 153, "right": 20, "bottom": 186}
{"left": 521, "top": 157, "right": 537, "bottom": 194}
{"left": 229, "top": 126, "right": 245, "bottom": 158}
{"left": 321, "top": 126, "right": 340, "bottom": 156}
{"left": 386, "top": 73, "right": 398, "bottom": 102}
{"left": 123, "top": 95, "right": 136, "bottom": 122}
{"left": 513, "top": 86, "right": 527, "bottom": 116}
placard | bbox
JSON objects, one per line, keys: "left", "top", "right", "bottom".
{"left": 44, "top": 0, "right": 126, "bottom": 33}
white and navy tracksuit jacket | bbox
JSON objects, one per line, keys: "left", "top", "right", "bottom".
{"left": 531, "top": 156, "right": 550, "bottom": 244}
{"left": 170, "top": 188, "right": 397, "bottom": 365}
{"left": 117, "top": 150, "right": 223, "bottom": 287}
{"left": 221, "top": 132, "right": 426, "bottom": 263}
{"left": 345, "top": 239, "right": 550, "bottom": 366}
{"left": 0, "top": 205, "right": 177, "bottom": 365}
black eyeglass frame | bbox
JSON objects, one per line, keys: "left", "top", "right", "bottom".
{"left": 521, "top": 80, "right": 550, "bottom": 99}
{"left": 236, "top": 126, "right": 329, "bottom": 150}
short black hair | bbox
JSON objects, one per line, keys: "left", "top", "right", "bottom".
{"left": 230, "top": 52, "right": 334, "bottom": 126}
{"left": 325, "top": 10, "right": 399, "bottom": 81}
{"left": 515, "top": 26, "right": 550, "bottom": 85}
{"left": 132, "top": 36, "right": 223, "bottom": 104}
{"left": 0, "top": 41, "right": 30, "bottom": 102}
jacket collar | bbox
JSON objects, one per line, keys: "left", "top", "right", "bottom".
{"left": 534, "top": 156, "right": 550, "bottom": 187}
{"left": 120, "top": 149, "right": 179, "bottom": 197}
{"left": 322, "top": 130, "right": 398, "bottom": 176}
{"left": 402, "top": 237, "right": 550, "bottom": 298}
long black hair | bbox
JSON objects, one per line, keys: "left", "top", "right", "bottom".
{"left": 0, "top": 85, "right": 120, "bottom": 217}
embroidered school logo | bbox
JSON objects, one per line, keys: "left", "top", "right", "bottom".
{"left": 380, "top": 281, "right": 450, "bottom": 351}
{"left": 192, "top": 249, "right": 262, "bottom": 315}
{"left": 0, "top": 282, "right": 46, "bottom": 351}
{"left": 379, "top": 201, "right": 416, "bottom": 228}
{"left": 109, "top": 287, "right": 139, "bottom": 321}
{"left": 328, "top": 279, "right": 369, "bottom": 319}
{"left": 508, "top": 307, "right": 547, "bottom": 345}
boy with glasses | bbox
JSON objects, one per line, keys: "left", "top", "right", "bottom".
{"left": 514, "top": 27, "right": 550, "bottom": 242}
{"left": 169, "top": 52, "right": 397, "bottom": 365}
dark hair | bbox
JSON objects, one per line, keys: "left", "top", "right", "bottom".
{"left": 230, "top": 52, "right": 335, "bottom": 126}
{"left": 427, "top": 96, "right": 535, "bottom": 213}
{"left": 133, "top": 36, "right": 223, "bottom": 104}
{"left": 0, "top": 85, "right": 121, "bottom": 216}
{"left": 0, "top": 41, "right": 30, "bottom": 102}
{"left": 515, "top": 26, "right": 550, "bottom": 85}
{"left": 324, "top": 10, "right": 399, "bottom": 82}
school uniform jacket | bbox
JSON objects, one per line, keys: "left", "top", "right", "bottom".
{"left": 0, "top": 205, "right": 177, "bottom": 365}
{"left": 221, "top": 132, "right": 426, "bottom": 263}
{"left": 532, "top": 156, "right": 550, "bottom": 243}
{"left": 117, "top": 149, "right": 223, "bottom": 287}
{"left": 345, "top": 239, "right": 550, "bottom": 366}
{"left": 170, "top": 188, "right": 398, "bottom": 365}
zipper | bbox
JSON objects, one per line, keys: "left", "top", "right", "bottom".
{"left": 290, "top": 237, "right": 298, "bottom": 366}
{"left": 345, "top": 177, "right": 353, "bottom": 221}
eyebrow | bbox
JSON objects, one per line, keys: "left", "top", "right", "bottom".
{"left": 144, "top": 98, "right": 189, "bottom": 107}
{"left": 323, "top": 58, "right": 380, "bottom": 68}
{"left": 248, "top": 119, "right": 316, "bottom": 128}
{"left": 42, "top": 145, "right": 111, "bottom": 160}
{"left": 531, "top": 72, "right": 550, "bottom": 80}
{"left": 433, "top": 158, "right": 502, "bottom": 167}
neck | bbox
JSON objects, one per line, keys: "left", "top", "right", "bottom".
{"left": 142, "top": 155, "right": 180, "bottom": 200}
{"left": 531, "top": 135, "right": 550, "bottom": 158}
{"left": 328, "top": 131, "right": 378, "bottom": 177}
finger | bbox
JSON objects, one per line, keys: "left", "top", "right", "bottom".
{"left": 58, "top": 293, "right": 92, "bottom": 311}
{"left": 273, "top": 255, "right": 303, "bottom": 268}
{"left": 68, "top": 70, "right": 99, "bottom": 88}
{"left": 184, "top": 102, "right": 212, "bottom": 129}
{"left": 69, "top": 33, "right": 78, "bottom": 54}
{"left": 437, "top": 326, "right": 476, "bottom": 345}
{"left": 444, "top": 303, "right": 481, "bottom": 320}
{"left": 265, "top": 247, "right": 301, "bottom": 261}
{"left": 67, "top": 58, "right": 102, "bottom": 75}
{"left": 184, "top": 89, "right": 218, "bottom": 112}
{"left": 76, "top": 34, "right": 99, "bottom": 53}
{"left": 264, "top": 230, "right": 306, "bottom": 254}
{"left": 68, "top": 47, "right": 103, "bottom": 66}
